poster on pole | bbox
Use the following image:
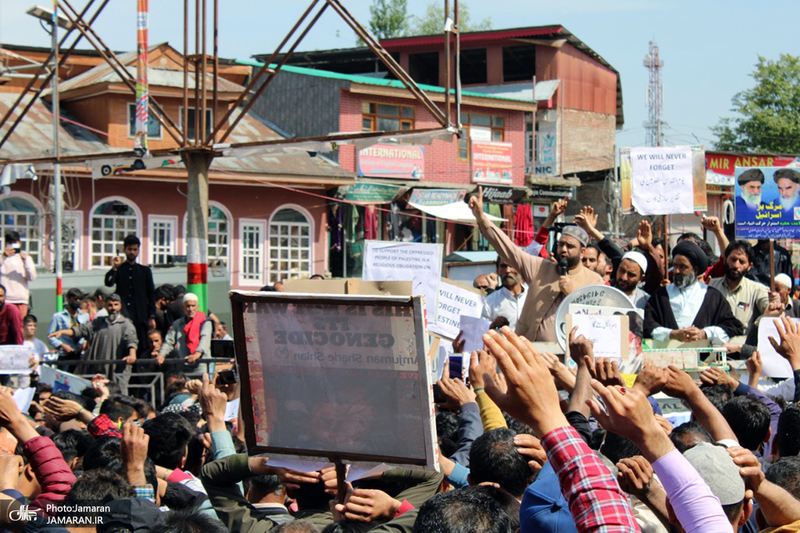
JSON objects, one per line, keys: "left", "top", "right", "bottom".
{"left": 362, "top": 241, "right": 443, "bottom": 325}
{"left": 734, "top": 167, "right": 800, "bottom": 239}
{"left": 230, "top": 291, "right": 438, "bottom": 470}
{"left": 428, "top": 279, "right": 484, "bottom": 340}
{"left": 623, "top": 146, "right": 707, "bottom": 215}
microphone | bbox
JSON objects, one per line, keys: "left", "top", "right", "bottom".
{"left": 558, "top": 259, "right": 568, "bottom": 276}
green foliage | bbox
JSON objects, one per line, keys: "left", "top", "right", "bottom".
{"left": 368, "top": 0, "right": 409, "bottom": 40}
{"left": 410, "top": 1, "right": 492, "bottom": 35}
{"left": 713, "top": 54, "right": 800, "bottom": 153}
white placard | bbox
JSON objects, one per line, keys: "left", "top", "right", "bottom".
{"left": 757, "top": 317, "right": 797, "bottom": 378}
{"left": 38, "top": 365, "right": 92, "bottom": 394}
{"left": 363, "top": 241, "right": 443, "bottom": 324}
{"left": 569, "top": 314, "right": 626, "bottom": 360}
{"left": 630, "top": 146, "right": 694, "bottom": 215}
{"left": 460, "top": 315, "right": 491, "bottom": 354}
{"left": 224, "top": 398, "right": 240, "bottom": 422}
{"left": 0, "top": 346, "right": 32, "bottom": 374}
{"left": 13, "top": 388, "right": 35, "bottom": 413}
{"left": 429, "top": 279, "right": 484, "bottom": 340}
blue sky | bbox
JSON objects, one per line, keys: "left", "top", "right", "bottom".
{"left": 1, "top": 0, "right": 797, "bottom": 151}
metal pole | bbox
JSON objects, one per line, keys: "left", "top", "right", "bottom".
{"left": 52, "top": 0, "right": 63, "bottom": 312}
{"left": 444, "top": 0, "right": 450, "bottom": 125}
{"left": 181, "top": 150, "right": 213, "bottom": 312}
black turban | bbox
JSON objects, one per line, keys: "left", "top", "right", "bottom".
{"left": 672, "top": 240, "right": 709, "bottom": 274}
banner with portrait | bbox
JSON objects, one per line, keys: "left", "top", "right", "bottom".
{"left": 735, "top": 166, "right": 800, "bottom": 239}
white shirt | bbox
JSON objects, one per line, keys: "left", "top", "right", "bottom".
{"left": 651, "top": 281, "right": 729, "bottom": 345}
{"left": 482, "top": 285, "right": 528, "bottom": 331}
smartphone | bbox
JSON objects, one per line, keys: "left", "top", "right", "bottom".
{"left": 448, "top": 354, "right": 464, "bottom": 380}
{"left": 217, "top": 369, "right": 237, "bottom": 386}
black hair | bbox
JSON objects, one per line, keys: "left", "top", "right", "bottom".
{"left": 724, "top": 240, "right": 756, "bottom": 265}
{"left": 602, "top": 432, "right": 642, "bottom": 464}
{"left": 106, "top": 293, "right": 122, "bottom": 303}
{"left": 82, "top": 436, "right": 158, "bottom": 489}
{"left": 700, "top": 384, "right": 732, "bottom": 412}
{"left": 123, "top": 234, "right": 141, "bottom": 248}
{"left": 147, "top": 328, "right": 162, "bottom": 338}
{"left": 22, "top": 314, "right": 37, "bottom": 325}
{"left": 156, "top": 286, "right": 174, "bottom": 301}
{"left": 173, "top": 285, "right": 187, "bottom": 298}
{"left": 766, "top": 456, "right": 800, "bottom": 500}
{"left": 275, "top": 521, "right": 319, "bottom": 533}
{"left": 468, "top": 428, "right": 533, "bottom": 498}
{"left": 99, "top": 395, "right": 138, "bottom": 423}
{"left": 51, "top": 429, "right": 93, "bottom": 465}
{"left": 65, "top": 287, "right": 84, "bottom": 300}
{"left": 260, "top": 285, "right": 278, "bottom": 292}
{"left": 243, "top": 474, "right": 283, "bottom": 500}
{"left": 778, "top": 404, "right": 800, "bottom": 458}
{"left": 4, "top": 231, "right": 20, "bottom": 244}
{"left": 53, "top": 390, "right": 95, "bottom": 411}
{"left": 142, "top": 413, "right": 195, "bottom": 469}
{"left": 670, "top": 421, "right": 713, "bottom": 453}
{"left": 149, "top": 508, "right": 229, "bottom": 533}
{"left": 413, "top": 487, "right": 512, "bottom": 533}
{"left": 65, "top": 469, "right": 135, "bottom": 505}
{"left": 585, "top": 243, "right": 601, "bottom": 256}
{"left": 722, "top": 396, "right": 771, "bottom": 451}
{"left": 472, "top": 485, "right": 520, "bottom": 532}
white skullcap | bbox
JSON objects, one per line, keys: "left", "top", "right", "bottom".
{"left": 183, "top": 292, "right": 199, "bottom": 304}
{"left": 622, "top": 251, "right": 648, "bottom": 275}
{"left": 775, "top": 274, "right": 793, "bottom": 290}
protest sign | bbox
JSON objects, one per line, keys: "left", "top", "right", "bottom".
{"left": 734, "top": 167, "right": 800, "bottom": 239}
{"left": 0, "top": 346, "right": 32, "bottom": 374}
{"left": 757, "top": 317, "right": 797, "bottom": 378}
{"left": 624, "top": 146, "right": 706, "bottom": 215}
{"left": 230, "top": 291, "right": 437, "bottom": 470}
{"left": 566, "top": 314, "right": 628, "bottom": 361}
{"left": 363, "top": 241, "right": 443, "bottom": 324}
{"left": 460, "top": 315, "right": 491, "bottom": 354}
{"left": 630, "top": 146, "right": 694, "bottom": 215}
{"left": 429, "top": 279, "right": 484, "bottom": 340}
{"left": 38, "top": 365, "right": 92, "bottom": 394}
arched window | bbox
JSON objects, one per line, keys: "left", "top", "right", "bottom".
{"left": 90, "top": 198, "right": 141, "bottom": 268}
{"left": 269, "top": 207, "right": 312, "bottom": 283}
{"left": 0, "top": 195, "right": 42, "bottom": 265}
{"left": 208, "top": 203, "right": 231, "bottom": 267}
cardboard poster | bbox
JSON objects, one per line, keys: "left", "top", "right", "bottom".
{"left": 735, "top": 167, "right": 800, "bottom": 239}
{"left": 566, "top": 314, "right": 628, "bottom": 361}
{"left": 429, "top": 279, "right": 484, "bottom": 340}
{"left": 231, "top": 292, "right": 437, "bottom": 470}
{"left": 630, "top": 146, "right": 694, "bottom": 215}
{"left": 362, "top": 241, "right": 443, "bottom": 325}
{"left": 757, "top": 317, "right": 798, "bottom": 378}
{"left": 0, "top": 346, "right": 32, "bottom": 374}
{"left": 38, "top": 365, "right": 92, "bottom": 394}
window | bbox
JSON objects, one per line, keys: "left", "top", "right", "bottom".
{"left": 409, "top": 52, "right": 439, "bottom": 86}
{"left": 269, "top": 208, "right": 312, "bottom": 284}
{"left": 62, "top": 211, "right": 83, "bottom": 272}
{"left": 459, "top": 48, "right": 487, "bottom": 85}
{"left": 90, "top": 199, "right": 140, "bottom": 268}
{"left": 362, "top": 102, "right": 414, "bottom": 132}
{"left": 179, "top": 107, "right": 213, "bottom": 142}
{"left": 208, "top": 204, "right": 230, "bottom": 267}
{"left": 239, "top": 219, "right": 265, "bottom": 286}
{"left": 127, "top": 103, "right": 162, "bottom": 139}
{"left": 502, "top": 45, "right": 536, "bottom": 82}
{"left": 149, "top": 216, "right": 177, "bottom": 266}
{"left": 0, "top": 195, "right": 41, "bottom": 265}
{"left": 459, "top": 112, "right": 505, "bottom": 160}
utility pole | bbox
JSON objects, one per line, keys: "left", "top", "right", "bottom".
{"left": 51, "top": 1, "right": 63, "bottom": 312}
{"left": 182, "top": 150, "right": 212, "bottom": 312}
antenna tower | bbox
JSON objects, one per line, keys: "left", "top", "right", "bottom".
{"left": 643, "top": 41, "right": 664, "bottom": 147}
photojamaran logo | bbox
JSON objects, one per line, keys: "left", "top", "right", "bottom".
{"left": 9, "top": 505, "right": 38, "bottom": 521}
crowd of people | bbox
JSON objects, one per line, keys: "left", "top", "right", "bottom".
{"left": 0, "top": 189, "right": 796, "bottom": 531}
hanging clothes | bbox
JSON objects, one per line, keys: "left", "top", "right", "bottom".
{"left": 329, "top": 203, "right": 343, "bottom": 253}
{"left": 388, "top": 202, "right": 402, "bottom": 241}
{"left": 364, "top": 205, "right": 378, "bottom": 240}
{"left": 514, "top": 204, "right": 534, "bottom": 247}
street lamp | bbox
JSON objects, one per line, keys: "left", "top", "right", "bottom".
{"left": 27, "top": 3, "right": 65, "bottom": 311}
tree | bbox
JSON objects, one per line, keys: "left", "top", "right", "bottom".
{"left": 410, "top": 1, "right": 492, "bottom": 36}
{"left": 368, "top": 0, "right": 409, "bottom": 40}
{"left": 713, "top": 54, "right": 800, "bottom": 153}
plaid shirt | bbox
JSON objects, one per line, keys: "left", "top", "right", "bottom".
{"left": 542, "top": 425, "right": 639, "bottom": 532}
{"left": 87, "top": 413, "right": 122, "bottom": 438}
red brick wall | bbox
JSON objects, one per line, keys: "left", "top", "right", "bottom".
{"left": 560, "top": 108, "right": 616, "bottom": 175}
{"left": 339, "top": 89, "right": 527, "bottom": 187}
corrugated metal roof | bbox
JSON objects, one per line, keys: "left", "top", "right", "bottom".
{"left": 237, "top": 60, "right": 533, "bottom": 104}
{"left": 0, "top": 93, "right": 120, "bottom": 161}
{"left": 466, "top": 80, "right": 560, "bottom": 103}
{"left": 59, "top": 66, "right": 244, "bottom": 94}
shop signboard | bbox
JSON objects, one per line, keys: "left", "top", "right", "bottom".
{"left": 358, "top": 144, "right": 424, "bottom": 180}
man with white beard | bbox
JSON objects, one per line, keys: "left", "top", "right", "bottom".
{"left": 736, "top": 168, "right": 765, "bottom": 212}
{"left": 644, "top": 240, "right": 743, "bottom": 345}
{"left": 774, "top": 168, "right": 800, "bottom": 214}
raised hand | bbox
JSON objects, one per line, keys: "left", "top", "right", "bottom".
{"left": 633, "top": 365, "right": 669, "bottom": 397}
{"left": 589, "top": 358, "right": 625, "bottom": 387}
{"left": 482, "top": 327, "right": 567, "bottom": 437}
{"left": 637, "top": 220, "right": 653, "bottom": 251}
{"left": 468, "top": 186, "right": 485, "bottom": 220}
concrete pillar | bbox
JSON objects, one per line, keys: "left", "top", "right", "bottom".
{"left": 181, "top": 149, "right": 214, "bottom": 313}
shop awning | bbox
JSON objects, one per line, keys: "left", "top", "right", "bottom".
{"left": 407, "top": 201, "right": 506, "bottom": 223}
